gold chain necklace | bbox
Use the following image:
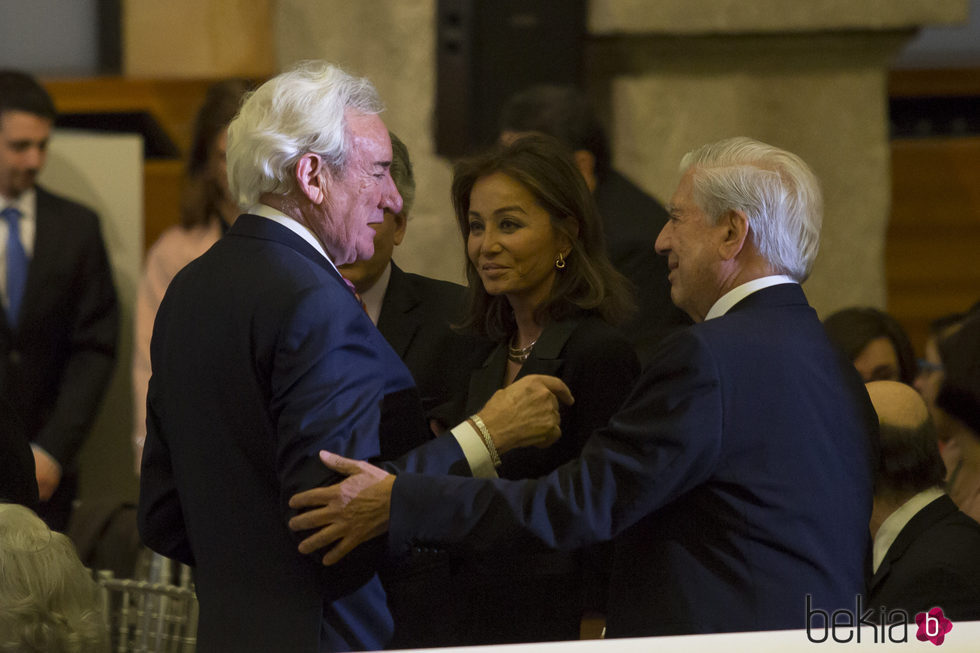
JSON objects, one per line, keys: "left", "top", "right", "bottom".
{"left": 507, "top": 335, "right": 538, "bottom": 364}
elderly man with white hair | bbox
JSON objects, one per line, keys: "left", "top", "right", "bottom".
{"left": 290, "top": 137, "right": 880, "bottom": 638}
{"left": 138, "top": 61, "right": 568, "bottom": 652}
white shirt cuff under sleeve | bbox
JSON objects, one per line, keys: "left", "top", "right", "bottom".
{"left": 450, "top": 421, "right": 498, "bottom": 479}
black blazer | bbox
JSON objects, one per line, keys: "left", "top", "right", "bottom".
{"left": 390, "top": 283, "right": 878, "bottom": 636}
{"left": 0, "top": 186, "right": 118, "bottom": 470}
{"left": 595, "top": 169, "right": 691, "bottom": 364}
{"left": 139, "top": 215, "right": 466, "bottom": 652}
{"left": 376, "top": 263, "right": 489, "bottom": 415}
{"left": 869, "top": 494, "right": 980, "bottom": 621}
{"left": 0, "top": 394, "right": 39, "bottom": 509}
{"left": 464, "top": 316, "right": 640, "bottom": 480}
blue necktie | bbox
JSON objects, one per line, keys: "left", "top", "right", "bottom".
{"left": 3, "top": 206, "right": 28, "bottom": 328}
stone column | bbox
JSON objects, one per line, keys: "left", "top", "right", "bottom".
{"left": 276, "top": 0, "right": 464, "bottom": 284}
{"left": 587, "top": 0, "right": 968, "bottom": 315}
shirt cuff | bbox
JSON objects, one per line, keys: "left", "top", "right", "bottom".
{"left": 450, "top": 421, "right": 498, "bottom": 479}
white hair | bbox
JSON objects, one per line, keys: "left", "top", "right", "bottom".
{"left": 226, "top": 60, "right": 384, "bottom": 208}
{"left": 0, "top": 503, "right": 107, "bottom": 652}
{"left": 680, "top": 137, "right": 822, "bottom": 282}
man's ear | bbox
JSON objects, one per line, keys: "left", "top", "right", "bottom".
{"left": 719, "top": 209, "right": 750, "bottom": 261}
{"left": 295, "top": 153, "right": 327, "bottom": 204}
{"left": 391, "top": 211, "right": 408, "bottom": 247}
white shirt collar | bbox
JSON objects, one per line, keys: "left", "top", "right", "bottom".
{"left": 872, "top": 486, "right": 945, "bottom": 573}
{"left": 358, "top": 262, "right": 391, "bottom": 326}
{"left": 1, "top": 187, "right": 37, "bottom": 255}
{"left": 246, "top": 203, "right": 340, "bottom": 275}
{"left": 704, "top": 275, "right": 798, "bottom": 321}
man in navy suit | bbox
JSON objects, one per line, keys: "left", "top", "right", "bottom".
{"left": 0, "top": 71, "right": 118, "bottom": 531}
{"left": 290, "top": 137, "right": 879, "bottom": 637}
{"left": 865, "top": 380, "right": 980, "bottom": 622}
{"left": 139, "top": 61, "right": 567, "bottom": 652}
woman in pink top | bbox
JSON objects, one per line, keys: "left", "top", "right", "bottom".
{"left": 132, "top": 80, "right": 250, "bottom": 473}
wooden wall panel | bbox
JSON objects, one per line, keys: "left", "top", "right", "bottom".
{"left": 887, "top": 137, "right": 980, "bottom": 353}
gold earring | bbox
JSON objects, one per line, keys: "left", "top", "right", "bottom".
{"left": 555, "top": 252, "right": 566, "bottom": 269}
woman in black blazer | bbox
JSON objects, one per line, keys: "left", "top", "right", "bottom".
{"left": 441, "top": 134, "right": 641, "bottom": 645}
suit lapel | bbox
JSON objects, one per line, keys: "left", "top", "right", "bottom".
{"left": 377, "top": 263, "right": 422, "bottom": 358}
{"left": 869, "top": 495, "right": 955, "bottom": 593}
{"left": 465, "top": 317, "right": 581, "bottom": 413}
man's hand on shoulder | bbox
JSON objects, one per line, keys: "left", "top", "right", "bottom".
{"left": 479, "top": 374, "right": 574, "bottom": 454}
{"left": 288, "top": 451, "right": 394, "bottom": 565}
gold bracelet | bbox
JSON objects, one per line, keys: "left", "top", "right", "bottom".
{"left": 469, "top": 414, "right": 501, "bottom": 467}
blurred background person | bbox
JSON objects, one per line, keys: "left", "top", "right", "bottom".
{"left": 0, "top": 395, "right": 38, "bottom": 510}
{"left": 823, "top": 306, "right": 917, "bottom": 384}
{"left": 0, "top": 502, "right": 107, "bottom": 653}
{"left": 433, "top": 134, "right": 640, "bottom": 645}
{"left": 0, "top": 70, "right": 118, "bottom": 531}
{"left": 498, "top": 85, "right": 689, "bottom": 366}
{"left": 933, "top": 311, "right": 980, "bottom": 522}
{"left": 915, "top": 306, "right": 979, "bottom": 486}
{"left": 865, "top": 380, "right": 980, "bottom": 621}
{"left": 132, "top": 79, "right": 251, "bottom": 473}
{"left": 338, "top": 132, "right": 490, "bottom": 427}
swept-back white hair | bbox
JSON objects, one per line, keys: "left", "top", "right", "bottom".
{"left": 226, "top": 60, "right": 384, "bottom": 208}
{"left": 681, "top": 137, "right": 822, "bottom": 282}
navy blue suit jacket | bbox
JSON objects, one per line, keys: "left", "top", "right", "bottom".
{"left": 389, "top": 283, "right": 878, "bottom": 636}
{"left": 139, "top": 215, "right": 464, "bottom": 652}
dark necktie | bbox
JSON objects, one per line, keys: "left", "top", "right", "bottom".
{"left": 3, "top": 206, "right": 28, "bottom": 328}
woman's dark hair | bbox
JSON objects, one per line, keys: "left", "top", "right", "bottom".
{"left": 181, "top": 79, "right": 252, "bottom": 228}
{"left": 451, "top": 134, "right": 634, "bottom": 341}
{"left": 936, "top": 311, "right": 980, "bottom": 435}
{"left": 823, "top": 307, "right": 917, "bottom": 384}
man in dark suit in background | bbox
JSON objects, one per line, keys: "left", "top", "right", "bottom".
{"left": 139, "top": 61, "right": 567, "bottom": 652}
{"left": 0, "top": 71, "right": 118, "bottom": 531}
{"left": 865, "top": 380, "right": 980, "bottom": 621}
{"left": 0, "top": 395, "right": 39, "bottom": 509}
{"left": 499, "top": 85, "right": 690, "bottom": 364}
{"left": 339, "top": 132, "right": 489, "bottom": 423}
{"left": 291, "top": 137, "right": 879, "bottom": 638}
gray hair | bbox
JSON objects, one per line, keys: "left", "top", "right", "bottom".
{"left": 0, "top": 503, "right": 107, "bottom": 652}
{"left": 680, "top": 137, "right": 822, "bottom": 282}
{"left": 226, "top": 60, "right": 384, "bottom": 208}
{"left": 389, "top": 131, "right": 415, "bottom": 217}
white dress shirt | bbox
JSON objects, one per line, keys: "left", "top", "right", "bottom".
{"left": 358, "top": 262, "right": 391, "bottom": 327}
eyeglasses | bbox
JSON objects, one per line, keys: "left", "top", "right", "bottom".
{"left": 917, "top": 358, "right": 944, "bottom": 374}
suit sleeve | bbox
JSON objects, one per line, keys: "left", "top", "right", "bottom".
{"left": 274, "top": 287, "right": 468, "bottom": 585}
{"left": 34, "top": 210, "right": 119, "bottom": 467}
{"left": 138, "top": 370, "right": 194, "bottom": 565}
{"left": 387, "top": 328, "right": 723, "bottom": 557}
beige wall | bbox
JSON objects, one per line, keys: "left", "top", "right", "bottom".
{"left": 276, "top": 0, "right": 466, "bottom": 284}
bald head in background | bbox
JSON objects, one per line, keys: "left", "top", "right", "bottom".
{"left": 866, "top": 381, "right": 945, "bottom": 534}
{"left": 864, "top": 380, "right": 980, "bottom": 621}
